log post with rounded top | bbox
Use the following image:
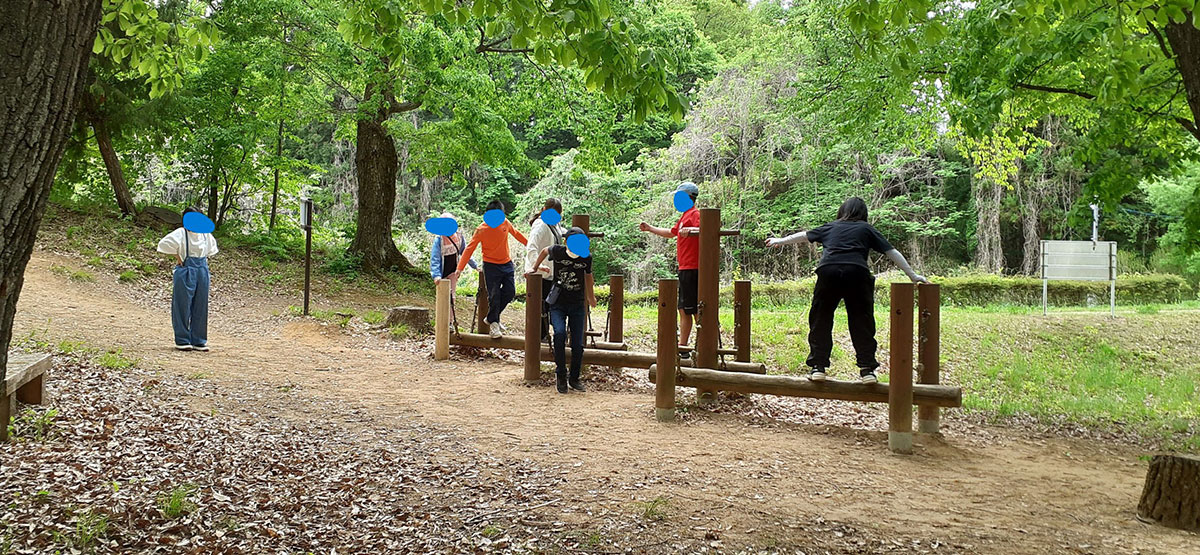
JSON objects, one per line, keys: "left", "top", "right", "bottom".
{"left": 734, "top": 280, "right": 751, "bottom": 363}
{"left": 694, "top": 208, "right": 721, "bottom": 405}
{"left": 524, "top": 273, "right": 542, "bottom": 383}
{"left": 655, "top": 278, "right": 678, "bottom": 421}
{"left": 608, "top": 274, "right": 624, "bottom": 373}
{"left": 917, "top": 283, "right": 941, "bottom": 434}
{"left": 889, "top": 282, "right": 915, "bottom": 454}
{"left": 434, "top": 279, "right": 450, "bottom": 360}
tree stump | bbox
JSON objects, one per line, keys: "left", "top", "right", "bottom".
{"left": 1137, "top": 454, "right": 1200, "bottom": 532}
{"left": 136, "top": 206, "right": 182, "bottom": 229}
{"left": 385, "top": 307, "right": 432, "bottom": 334}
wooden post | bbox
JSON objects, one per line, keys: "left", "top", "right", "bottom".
{"left": 656, "top": 279, "right": 678, "bottom": 421}
{"left": 917, "top": 283, "right": 941, "bottom": 434}
{"left": 524, "top": 273, "right": 542, "bottom": 383}
{"left": 476, "top": 276, "right": 489, "bottom": 333}
{"left": 608, "top": 274, "right": 624, "bottom": 374}
{"left": 888, "top": 282, "right": 915, "bottom": 454}
{"left": 734, "top": 280, "right": 751, "bottom": 363}
{"left": 0, "top": 394, "right": 11, "bottom": 442}
{"left": 434, "top": 279, "right": 450, "bottom": 360}
{"left": 608, "top": 275, "right": 624, "bottom": 344}
{"left": 694, "top": 208, "right": 721, "bottom": 406}
{"left": 571, "top": 213, "right": 590, "bottom": 233}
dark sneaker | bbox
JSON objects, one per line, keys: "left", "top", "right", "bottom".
{"left": 679, "top": 349, "right": 691, "bottom": 360}
{"left": 568, "top": 378, "right": 586, "bottom": 392}
{"left": 859, "top": 370, "right": 878, "bottom": 384}
{"left": 807, "top": 368, "right": 827, "bottom": 382}
{"left": 556, "top": 374, "right": 568, "bottom": 394}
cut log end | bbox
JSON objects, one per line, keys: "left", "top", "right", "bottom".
{"left": 1137, "top": 454, "right": 1200, "bottom": 532}
{"left": 387, "top": 306, "right": 433, "bottom": 334}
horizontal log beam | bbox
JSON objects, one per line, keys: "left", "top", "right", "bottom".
{"left": 648, "top": 365, "right": 961, "bottom": 408}
{"left": 719, "top": 230, "right": 740, "bottom": 236}
{"left": 451, "top": 333, "right": 766, "bottom": 373}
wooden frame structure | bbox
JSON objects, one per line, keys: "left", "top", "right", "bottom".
{"left": 432, "top": 209, "right": 961, "bottom": 452}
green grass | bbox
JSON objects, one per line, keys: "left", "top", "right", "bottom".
{"left": 363, "top": 310, "right": 386, "bottom": 326}
{"left": 95, "top": 349, "right": 137, "bottom": 370}
{"left": 69, "top": 269, "right": 95, "bottom": 283}
{"left": 157, "top": 485, "right": 198, "bottom": 519}
{"left": 6, "top": 407, "right": 58, "bottom": 441}
{"left": 616, "top": 300, "right": 1200, "bottom": 450}
{"left": 118, "top": 269, "right": 139, "bottom": 283}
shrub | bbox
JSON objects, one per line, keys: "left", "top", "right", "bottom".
{"left": 583, "top": 273, "right": 1195, "bottom": 308}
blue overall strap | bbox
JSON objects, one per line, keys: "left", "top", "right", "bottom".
{"left": 184, "top": 229, "right": 189, "bottom": 258}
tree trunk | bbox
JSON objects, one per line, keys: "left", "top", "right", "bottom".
{"left": 1165, "top": 15, "right": 1200, "bottom": 143}
{"left": 0, "top": 0, "right": 103, "bottom": 386}
{"left": 1137, "top": 454, "right": 1200, "bottom": 532}
{"left": 349, "top": 114, "right": 419, "bottom": 275}
{"left": 82, "top": 90, "right": 137, "bottom": 217}
{"left": 974, "top": 178, "right": 1004, "bottom": 272}
{"left": 208, "top": 173, "right": 219, "bottom": 221}
{"left": 269, "top": 117, "right": 283, "bottom": 230}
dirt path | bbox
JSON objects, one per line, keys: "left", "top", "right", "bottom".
{"left": 12, "top": 251, "right": 1199, "bottom": 553}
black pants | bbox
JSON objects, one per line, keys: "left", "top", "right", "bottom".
{"left": 806, "top": 264, "right": 879, "bottom": 371}
{"left": 540, "top": 276, "right": 553, "bottom": 340}
{"left": 482, "top": 261, "right": 515, "bottom": 324}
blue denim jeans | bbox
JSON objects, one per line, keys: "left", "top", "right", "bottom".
{"left": 549, "top": 301, "right": 586, "bottom": 379}
{"left": 482, "top": 261, "right": 515, "bottom": 324}
{"left": 172, "top": 257, "right": 210, "bottom": 347}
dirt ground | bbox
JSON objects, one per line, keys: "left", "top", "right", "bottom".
{"left": 11, "top": 251, "right": 1200, "bottom": 554}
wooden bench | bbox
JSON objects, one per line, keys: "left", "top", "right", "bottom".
{"left": 2, "top": 354, "right": 51, "bottom": 441}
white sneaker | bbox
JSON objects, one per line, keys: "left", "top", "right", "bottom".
{"left": 192, "top": 345, "right": 210, "bottom": 352}
{"left": 497, "top": 322, "right": 507, "bottom": 335}
{"left": 175, "top": 344, "right": 192, "bottom": 351}
{"left": 807, "top": 368, "right": 827, "bottom": 382}
{"left": 859, "top": 371, "right": 878, "bottom": 384}
{"left": 489, "top": 322, "right": 502, "bottom": 338}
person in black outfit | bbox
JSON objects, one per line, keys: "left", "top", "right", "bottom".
{"left": 766, "top": 197, "right": 928, "bottom": 383}
{"left": 531, "top": 227, "right": 597, "bottom": 393}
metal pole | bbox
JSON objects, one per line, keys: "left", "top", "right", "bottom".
{"left": 917, "top": 283, "right": 940, "bottom": 434}
{"left": 303, "top": 221, "right": 312, "bottom": 316}
{"left": 889, "top": 282, "right": 915, "bottom": 454}
{"left": 524, "top": 273, "right": 542, "bottom": 383}
{"left": 656, "top": 278, "right": 678, "bottom": 422}
{"left": 695, "top": 208, "right": 721, "bottom": 406}
{"left": 734, "top": 280, "right": 751, "bottom": 363}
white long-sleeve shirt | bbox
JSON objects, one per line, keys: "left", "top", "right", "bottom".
{"left": 157, "top": 228, "right": 219, "bottom": 259}
{"left": 525, "top": 219, "right": 563, "bottom": 279}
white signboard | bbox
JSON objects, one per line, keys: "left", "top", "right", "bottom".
{"left": 1040, "top": 240, "right": 1117, "bottom": 315}
{"left": 300, "top": 198, "right": 313, "bottom": 229}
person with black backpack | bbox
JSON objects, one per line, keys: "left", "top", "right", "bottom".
{"left": 766, "top": 197, "right": 928, "bottom": 384}
{"left": 524, "top": 198, "right": 565, "bottom": 342}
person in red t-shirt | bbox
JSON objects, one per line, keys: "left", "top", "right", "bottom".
{"left": 639, "top": 181, "right": 701, "bottom": 356}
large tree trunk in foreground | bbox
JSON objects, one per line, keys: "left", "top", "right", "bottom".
{"left": 0, "top": 0, "right": 103, "bottom": 386}
{"left": 349, "top": 116, "right": 420, "bottom": 275}
{"left": 1138, "top": 454, "right": 1200, "bottom": 532}
{"left": 1165, "top": 15, "right": 1200, "bottom": 143}
{"left": 82, "top": 90, "right": 137, "bottom": 217}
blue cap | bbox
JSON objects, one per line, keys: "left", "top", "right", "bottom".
{"left": 676, "top": 181, "right": 699, "bottom": 197}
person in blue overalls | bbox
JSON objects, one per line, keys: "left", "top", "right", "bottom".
{"left": 157, "top": 208, "right": 219, "bottom": 351}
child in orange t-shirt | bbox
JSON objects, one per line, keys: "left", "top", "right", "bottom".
{"left": 457, "top": 200, "right": 528, "bottom": 337}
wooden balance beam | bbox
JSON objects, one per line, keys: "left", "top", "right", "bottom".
{"left": 647, "top": 365, "right": 961, "bottom": 407}
{"left": 451, "top": 332, "right": 767, "bottom": 373}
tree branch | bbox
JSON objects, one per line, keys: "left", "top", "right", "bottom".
{"left": 1146, "top": 20, "right": 1174, "bottom": 62}
{"left": 1012, "top": 82, "right": 1097, "bottom": 100}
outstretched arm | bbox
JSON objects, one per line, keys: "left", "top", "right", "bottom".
{"left": 885, "top": 249, "right": 928, "bottom": 283}
{"left": 639, "top": 221, "right": 674, "bottom": 238}
{"left": 765, "top": 230, "right": 810, "bottom": 248}
{"left": 532, "top": 247, "right": 551, "bottom": 274}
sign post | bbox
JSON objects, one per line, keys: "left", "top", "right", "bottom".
{"left": 1041, "top": 240, "right": 1117, "bottom": 317}
{"left": 301, "top": 198, "right": 314, "bottom": 316}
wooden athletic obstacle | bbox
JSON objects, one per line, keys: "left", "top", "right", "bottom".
{"left": 432, "top": 212, "right": 766, "bottom": 382}
{"left": 651, "top": 279, "right": 961, "bottom": 454}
